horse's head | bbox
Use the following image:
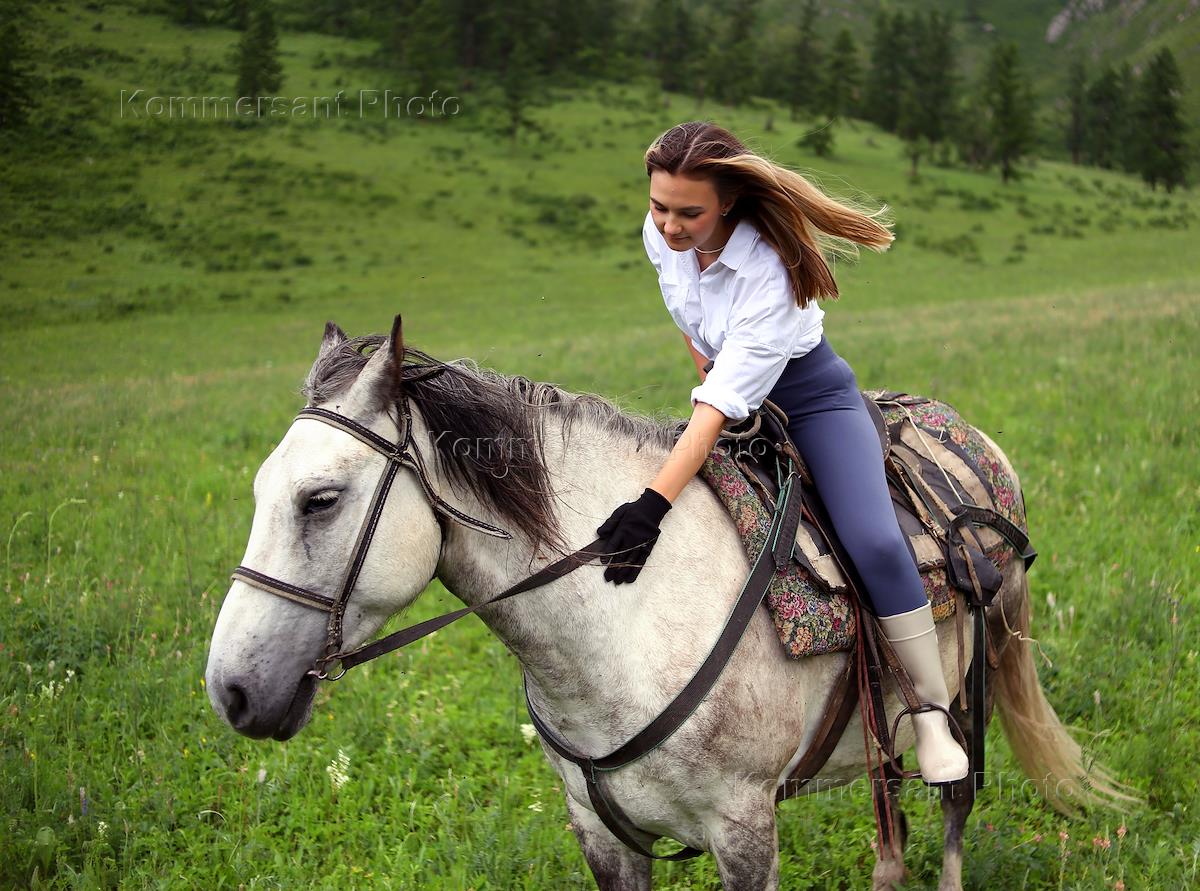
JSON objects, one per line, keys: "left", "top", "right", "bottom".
{"left": 205, "top": 316, "right": 442, "bottom": 740}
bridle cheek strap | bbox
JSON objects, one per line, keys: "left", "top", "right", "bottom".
{"left": 230, "top": 403, "right": 513, "bottom": 680}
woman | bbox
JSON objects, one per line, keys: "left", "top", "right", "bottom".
{"left": 595, "top": 121, "right": 968, "bottom": 785}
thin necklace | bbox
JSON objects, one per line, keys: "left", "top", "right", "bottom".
{"left": 695, "top": 215, "right": 733, "bottom": 254}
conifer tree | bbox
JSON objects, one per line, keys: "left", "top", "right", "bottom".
{"left": 713, "top": 0, "right": 762, "bottom": 107}
{"left": 1066, "top": 56, "right": 1087, "bottom": 165}
{"left": 981, "top": 41, "right": 1034, "bottom": 183}
{"left": 821, "top": 27, "right": 861, "bottom": 120}
{"left": 235, "top": 1, "right": 283, "bottom": 113}
{"left": 1133, "top": 47, "right": 1189, "bottom": 191}
{"left": 898, "top": 10, "right": 957, "bottom": 176}
{"left": 648, "top": 0, "right": 697, "bottom": 94}
{"left": 863, "top": 10, "right": 908, "bottom": 132}
{"left": 388, "top": 0, "right": 455, "bottom": 95}
{"left": 784, "top": 0, "right": 822, "bottom": 120}
{"left": 1084, "top": 65, "right": 1124, "bottom": 170}
{"left": 218, "top": 0, "right": 251, "bottom": 31}
{"left": 0, "top": 19, "right": 34, "bottom": 130}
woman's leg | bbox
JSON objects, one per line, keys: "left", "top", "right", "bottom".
{"left": 785, "top": 395, "right": 927, "bottom": 618}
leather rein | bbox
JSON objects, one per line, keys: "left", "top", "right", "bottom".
{"left": 229, "top": 392, "right": 810, "bottom": 861}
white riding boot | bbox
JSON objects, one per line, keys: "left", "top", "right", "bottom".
{"left": 877, "top": 601, "right": 969, "bottom": 784}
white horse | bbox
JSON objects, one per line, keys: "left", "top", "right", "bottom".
{"left": 206, "top": 319, "right": 1133, "bottom": 890}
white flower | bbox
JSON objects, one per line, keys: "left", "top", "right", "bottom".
{"left": 97, "top": 821, "right": 108, "bottom": 840}
{"left": 520, "top": 723, "right": 537, "bottom": 745}
{"left": 326, "top": 748, "right": 351, "bottom": 791}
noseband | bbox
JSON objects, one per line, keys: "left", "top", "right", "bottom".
{"left": 230, "top": 393, "right": 516, "bottom": 680}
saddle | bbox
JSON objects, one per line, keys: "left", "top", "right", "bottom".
{"left": 709, "top": 391, "right": 1035, "bottom": 636}
{"left": 689, "top": 389, "right": 1037, "bottom": 812}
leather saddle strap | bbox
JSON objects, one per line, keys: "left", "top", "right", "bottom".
{"left": 588, "top": 473, "right": 802, "bottom": 770}
{"left": 526, "top": 474, "right": 804, "bottom": 859}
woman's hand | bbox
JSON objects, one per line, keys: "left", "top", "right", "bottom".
{"left": 595, "top": 402, "right": 728, "bottom": 585}
{"left": 596, "top": 488, "right": 673, "bottom": 584}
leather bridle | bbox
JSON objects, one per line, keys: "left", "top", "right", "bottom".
{"left": 230, "top": 389, "right": 529, "bottom": 680}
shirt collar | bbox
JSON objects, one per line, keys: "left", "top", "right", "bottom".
{"left": 711, "top": 216, "right": 758, "bottom": 271}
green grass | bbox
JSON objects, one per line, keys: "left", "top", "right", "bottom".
{"left": 1, "top": 4, "right": 1198, "bottom": 889}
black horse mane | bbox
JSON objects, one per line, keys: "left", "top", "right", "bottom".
{"left": 300, "top": 334, "right": 676, "bottom": 554}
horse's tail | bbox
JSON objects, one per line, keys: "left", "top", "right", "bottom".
{"left": 992, "top": 567, "right": 1142, "bottom": 815}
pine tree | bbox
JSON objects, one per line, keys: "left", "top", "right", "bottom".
{"left": 648, "top": 0, "right": 697, "bottom": 94}
{"left": 821, "top": 27, "right": 861, "bottom": 120}
{"left": 863, "top": 10, "right": 909, "bottom": 132}
{"left": 388, "top": 0, "right": 455, "bottom": 96}
{"left": 0, "top": 20, "right": 34, "bottom": 129}
{"left": 982, "top": 41, "right": 1034, "bottom": 183}
{"left": 487, "top": 0, "right": 544, "bottom": 142}
{"left": 1084, "top": 65, "right": 1124, "bottom": 169}
{"left": 235, "top": 1, "right": 283, "bottom": 113}
{"left": 1132, "top": 47, "right": 1189, "bottom": 191}
{"left": 898, "top": 10, "right": 958, "bottom": 176}
{"left": 218, "top": 0, "right": 251, "bottom": 31}
{"left": 713, "top": 0, "right": 762, "bottom": 107}
{"left": 1065, "top": 56, "right": 1087, "bottom": 165}
{"left": 916, "top": 11, "right": 956, "bottom": 145}
{"left": 784, "top": 0, "right": 822, "bottom": 120}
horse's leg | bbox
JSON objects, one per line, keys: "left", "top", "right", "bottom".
{"left": 936, "top": 653, "right": 994, "bottom": 891}
{"left": 708, "top": 796, "right": 780, "bottom": 891}
{"left": 565, "top": 796, "right": 652, "bottom": 891}
{"left": 870, "top": 759, "right": 909, "bottom": 890}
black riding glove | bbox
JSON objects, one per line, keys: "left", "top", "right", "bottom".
{"left": 596, "top": 488, "right": 673, "bottom": 585}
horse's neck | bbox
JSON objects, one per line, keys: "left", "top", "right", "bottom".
{"left": 422, "top": 411, "right": 745, "bottom": 752}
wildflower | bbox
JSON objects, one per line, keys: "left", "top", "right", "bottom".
{"left": 520, "top": 723, "right": 537, "bottom": 745}
{"left": 1116, "top": 825, "right": 1126, "bottom": 839}
{"left": 1114, "top": 881, "right": 1125, "bottom": 890}
{"left": 1093, "top": 836, "right": 1111, "bottom": 850}
{"left": 327, "top": 748, "right": 351, "bottom": 791}
{"left": 1033, "top": 833, "right": 1042, "bottom": 842}
{"left": 257, "top": 768, "right": 267, "bottom": 784}
{"left": 1059, "top": 831, "right": 1069, "bottom": 842}
{"left": 97, "top": 821, "right": 108, "bottom": 840}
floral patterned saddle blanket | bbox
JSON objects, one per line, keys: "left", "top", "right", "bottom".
{"left": 696, "top": 390, "right": 1035, "bottom": 659}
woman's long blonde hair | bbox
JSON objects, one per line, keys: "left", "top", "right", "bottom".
{"left": 645, "top": 121, "right": 894, "bottom": 308}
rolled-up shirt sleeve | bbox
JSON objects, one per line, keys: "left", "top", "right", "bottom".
{"left": 642, "top": 210, "right": 663, "bottom": 276}
{"left": 690, "top": 263, "right": 803, "bottom": 422}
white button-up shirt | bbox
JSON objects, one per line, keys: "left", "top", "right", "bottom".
{"left": 642, "top": 210, "right": 825, "bottom": 421}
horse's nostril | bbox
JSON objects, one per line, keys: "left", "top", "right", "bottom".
{"left": 224, "top": 680, "right": 250, "bottom": 727}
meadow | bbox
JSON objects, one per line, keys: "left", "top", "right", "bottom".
{"left": 1, "top": 4, "right": 1198, "bottom": 888}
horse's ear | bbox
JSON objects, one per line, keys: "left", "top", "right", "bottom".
{"left": 319, "top": 320, "right": 348, "bottom": 355}
{"left": 389, "top": 314, "right": 405, "bottom": 368}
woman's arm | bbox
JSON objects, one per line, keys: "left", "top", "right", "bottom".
{"left": 648, "top": 400, "right": 727, "bottom": 503}
{"left": 682, "top": 332, "right": 709, "bottom": 381}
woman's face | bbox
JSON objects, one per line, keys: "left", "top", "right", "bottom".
{"left": 649, "top": 170, "right": 730, "bottom": 252}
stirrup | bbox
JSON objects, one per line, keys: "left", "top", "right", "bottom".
{"left": 888, "top": 701, "right": 969, "bottom": 786}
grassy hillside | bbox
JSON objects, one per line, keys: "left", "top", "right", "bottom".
{"left": 1, "top": 3, "right": 1197, "bottom": 889}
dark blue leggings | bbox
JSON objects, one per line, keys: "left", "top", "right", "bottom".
{"left": 765, "top": 335, "right": 927, "bottom": 618}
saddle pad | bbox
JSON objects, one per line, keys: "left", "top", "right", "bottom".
{"left": 698, "top": 393, "right": 1027, "bottom": 659}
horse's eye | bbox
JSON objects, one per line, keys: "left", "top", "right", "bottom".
{"left": 303, "top": 490, "right": 341, "bottom": 515}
